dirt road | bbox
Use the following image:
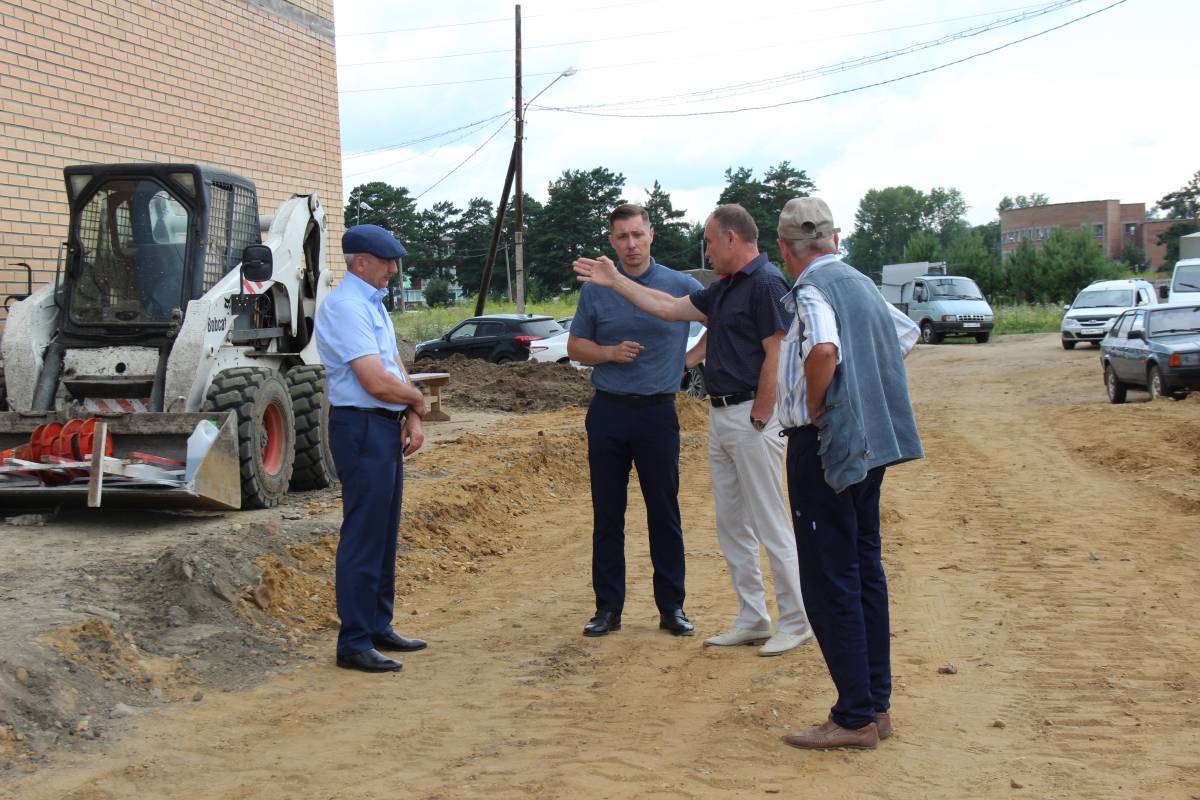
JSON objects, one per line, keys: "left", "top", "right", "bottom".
{"left": 4, "top": 334, "right": 1199, "bottom": 799}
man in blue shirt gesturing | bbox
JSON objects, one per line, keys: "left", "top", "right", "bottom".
{"left": 568, "top": 204, "right": 702, "bottom": 639}
{"left": 316, "top": 224, "right": 429, "bottom": 674}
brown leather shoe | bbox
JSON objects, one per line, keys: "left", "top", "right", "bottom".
{"left": 782, "top": 721, "right": 879, "bottom": 751}
{"left": 876, "top": 712, "right": 893, "bottom": 739}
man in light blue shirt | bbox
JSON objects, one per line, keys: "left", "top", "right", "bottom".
{"left": 568, "top": 204, "right": 702, "bottom": 639}
{"left": 315, "top": 224, "right": 429, "bottom": 674}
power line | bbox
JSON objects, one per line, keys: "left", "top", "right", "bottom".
{"left": 344, "top": 112, "right": 511, "bottom": 160}
{"left": 344, "top": 115, "right": 513, "bottom": 178}
{"left": 413, "top": 116, "right": 514, "bottom": 201}
{"left": 551, "top": 0, "right": 1087, "bottom": 113}
{"left": 336, "top": 1, "right": 1064, "bottom": 93}
{"left": 338, "top": 0, "right": 890, "bottom": 67}
{"left": 533, "top": 0, "right": 1127, "bottom": 118}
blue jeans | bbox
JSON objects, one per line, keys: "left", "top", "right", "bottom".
{"left": 329, "top": 409, "right": 404, "bottom": 656}
{"left": 786, "top": 425, "right": 890, "bottom": 730}
{"left": 585, "top": 393, "right": 685, "bottom": 615}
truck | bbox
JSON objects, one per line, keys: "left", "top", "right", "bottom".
{"left": 0, "top": 163, "right": 337, "bottom": 510}
{"left": 1165, "top": 231, "right": 1200, "bottom": 304}
{"left": 880, "top": 261, "right": 995, "bottom": 344}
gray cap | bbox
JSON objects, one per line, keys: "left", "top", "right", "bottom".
{"left": 778, "top": 197, "right": 838, "bottom": 240}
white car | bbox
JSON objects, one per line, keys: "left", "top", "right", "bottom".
{"left": 1061, "top": 278, "right": 1158, "bottom": 350}
{"left": 528, "top": 328, "right": 571, "bottom": 364}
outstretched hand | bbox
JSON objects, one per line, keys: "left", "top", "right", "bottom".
{"left": 573, "top": 256, "right": 620, "bottom": 287}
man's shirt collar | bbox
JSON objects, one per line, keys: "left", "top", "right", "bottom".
{"left": 343, "top": 270, "right": 389, "bottom": 303}
{"left": 620, "top": 257, "right": 659, "bottom": 285}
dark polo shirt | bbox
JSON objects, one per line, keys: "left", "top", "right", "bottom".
{"left": 688, "top": 253, "right": 793, "bottom": 396}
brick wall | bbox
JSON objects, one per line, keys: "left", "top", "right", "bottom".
{"left": 1001, "top": 200, "right": 1122, "bottom": 260}
{"left": 0, "top": 0, "right": 342, "bottom": 321}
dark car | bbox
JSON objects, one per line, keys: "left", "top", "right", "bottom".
{"left": 1100, "top": 303, "right": 1200, "bottom": 403}
{"left": 413, "top": 314, "right": 563, "bottom": 364}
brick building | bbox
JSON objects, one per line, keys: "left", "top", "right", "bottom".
{"left": 0, "top": 0, "right": 343, "bottom": 319}
{"left": 1000, "top": 199, "right": 1194, "bottom": 269}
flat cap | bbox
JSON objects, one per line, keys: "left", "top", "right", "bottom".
{"left": 342, "top": 224, "right": 408, "bottom": 259}
{"left": 778, "top": 197, "right": 838, "bottom": 240}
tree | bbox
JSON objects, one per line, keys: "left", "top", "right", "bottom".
{"left": 1036, "top": 228, "right": 1123, "bottom": 302}
{"left": 996, "top": 193, "right": 1049, "bottom": 215}
{"left": 453, "top": 197, "right": 496, "bottom": 298}
{"left": 525, "top": 168, "right": 625, "bottom": 292}
{"left": 344, "top": 182, "right": 418, "bottom": 233}
{"left": 1155, "top": 171, "right": 1200, "bottom": 269}
{"left": 717, "top": 162, "right": 816, "bottom": 256}
{"left": 902, "top": 231, "right": 943, "bottom": 263}
{"left": 642, "top": 180, "right": 692, "bottom": 266}
{"left": 422, "top": 278, "right": 454, "bottom": 308}
{"left": 1120, "top": 242, "right": 1148, "bottom": 273}
{"left": 407, "top": 200, "right": 462, "bottom": 284}
{"left": 945, "top": 231, "right": 1002, "bottom": 298}
{"left": 1003, "top": 239, "right": 1040, "bottom": 303}
{"left": 1157, "top": 170, "right": 1199, "bottom": 219}
{"left": 844, "top": 186, "right": 928, "bottom": 278}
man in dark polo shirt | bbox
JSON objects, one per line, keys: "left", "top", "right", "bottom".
{"left": 568, "top": 203, "right": 703, "bottom": 638}
{"left": 574, "top": 204, "right": 813, "bottom": 657}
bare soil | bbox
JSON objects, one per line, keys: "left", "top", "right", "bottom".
{"left": 2, "top": 335, "right": 1198, "bottom": 799}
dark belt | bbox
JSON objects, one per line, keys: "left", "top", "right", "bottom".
{"left": 709, "top": 390, "right": 756, "bottom": 408}
{"left": 594, "top": 390, "right": 675, "bottom": 408}
{"left": 332, "top": 405, "right": 408, "bottom": 422}
{"left": 780, "top": 424, "right": 817, "bottom": 437}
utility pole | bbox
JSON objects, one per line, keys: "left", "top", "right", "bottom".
{"left": 513, "top": 4, "right": 525, "bottom": 314}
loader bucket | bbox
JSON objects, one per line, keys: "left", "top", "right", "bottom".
{"left": 0, "top": 412, "right": 242, "bottom": 510}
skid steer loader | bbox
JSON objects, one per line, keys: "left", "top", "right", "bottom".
{"left": 0, "top": 163, "right": 338, "bottom": 510}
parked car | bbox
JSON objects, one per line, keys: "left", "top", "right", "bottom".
{"left": 1062, "top": 278, "right": 1158, "bottom": 350}
{"left": 413, "top": 314, "right": 562, "bottom": 364}
{"left": 887, "top": 272, "right": 994, "bottom": 344}
{"left": 1100, "top": 303, "right": 1200, "bottom": 403}
{"left": 681, "top": 321, "right": 707, "bottom": 397}
{"left": 528, "top": 327, "right": 571, "bottom": 364}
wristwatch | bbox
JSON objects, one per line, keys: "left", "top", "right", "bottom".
{"left": 750, "top": 416, "right": 767, "bottom": 432}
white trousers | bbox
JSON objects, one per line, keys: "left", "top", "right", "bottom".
{"left": 707, "top": 405, "right": 810, "bottom": 634}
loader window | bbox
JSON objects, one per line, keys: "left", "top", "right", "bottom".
{"left": 70, "top": 179, "right": 190, "bottom": 326}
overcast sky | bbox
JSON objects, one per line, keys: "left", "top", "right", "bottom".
{"left": 333, "top": 0, "right": 1196, "bottom": 247}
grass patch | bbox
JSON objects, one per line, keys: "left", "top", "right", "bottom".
{"left": 391, "top": 297, "right": 581, "bottom": 342}
{"left": 993, "top": 303, "right": 1064, "bottom": 335}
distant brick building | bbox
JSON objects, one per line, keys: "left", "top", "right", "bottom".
{"left": 1000, "top": 199, "right": 1195, "bottom": 269}
{"left": 0, "top": 0, "right": 343, "bottom": 318}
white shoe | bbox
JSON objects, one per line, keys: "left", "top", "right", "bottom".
{"left": 758, "top": 629, "right": 814, "bottom": 657}
{"left": 703, "top": 627, "right": 771, "bottom": 647}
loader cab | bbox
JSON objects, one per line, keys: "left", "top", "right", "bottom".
{"left": 62, "top": 164, "right": 260, "bottom": 340}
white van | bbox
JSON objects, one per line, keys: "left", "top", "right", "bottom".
{"left": 1060, "top": 278, "right": 1158, "bottom": 349}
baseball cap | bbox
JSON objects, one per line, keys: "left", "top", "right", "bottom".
{"left": 778, "top": 197, "right": 838, "bottom": 240}
{"left": 342, "top": 224, "right": 408, "bottom": 259}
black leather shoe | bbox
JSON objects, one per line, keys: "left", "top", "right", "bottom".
{"left": 336, "top": 648, "right": 403, "bottom": 673}
{"left": 659, "top": 609, "right": 695, "bottom": 636}
{"left": 372, "top": 630, "right": 428, "bottom": 652}
{"left": 583, "top": 611, "right": 621, "bottom": 637}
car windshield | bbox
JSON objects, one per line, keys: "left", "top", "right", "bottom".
{"left": 519, "top": 319, "right": 563, "bottom": 337}
{"left": 1148, "top": 306, "right": 1200, "bottom": 336}
{"left": 1172, "top": 264, "right": 1200, "bottom": 292}
{"left": 1073, "top": 289, "right": 1134, "bottom": 309}
{"left": 928, "top": 278, "right": 984, "bottom": 300}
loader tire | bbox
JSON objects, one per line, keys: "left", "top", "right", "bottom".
{"left": 286, "top": 364, "right": 338, "bottom": 491}
{"left": 203, "top": 368, "right": 296, "bottom": 509}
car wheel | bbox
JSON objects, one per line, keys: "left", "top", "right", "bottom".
{"left": 975, "top": 333, "right": 990, "bottom": 344}
{"left": 683, "top": 365, "right": 706, "bottom": 399}
{"left": 1148, "top": 365, "right": 1168, "bottom": 401}
{"left": 1061, "top": 339, "right": 1076, "bottom": 350}
{"left": 495, "top": 355, "right": 514, "bottom": 365}
{"left": 1104, "top": 363, "right": 1127, "bottom": 404}
{"left": 556, "top": 357, "right": 570, "bottom": 365}
{"left": 920, "top": 322, "right": 942, "bottom": 345}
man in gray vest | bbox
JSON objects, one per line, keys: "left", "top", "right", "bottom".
{"left": 773, "top": 198, "right": 923, "bottom": 751}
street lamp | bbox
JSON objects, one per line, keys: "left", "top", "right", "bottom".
{"left": 356, "top": 200, "right": 373, "bottom": 226}
{"left": 513, "top": 59, "right": 576, "bottom": 314}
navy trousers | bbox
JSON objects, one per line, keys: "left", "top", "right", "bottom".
{"left": 329, "top": 408, "right": 404, "bottom": 656}
{"left": 786, "top": 425, "right": 890, "bottom": 730}
{"left": 585, "top": 393, "right": 686, "bottom": 615}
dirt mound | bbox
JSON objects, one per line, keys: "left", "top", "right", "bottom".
{"left": 415, "top": 355, "right": 594, "bottom": 412}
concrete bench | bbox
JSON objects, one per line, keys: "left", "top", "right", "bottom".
{"left": 410, "top": 372, "right": 450, "bottom": 422}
